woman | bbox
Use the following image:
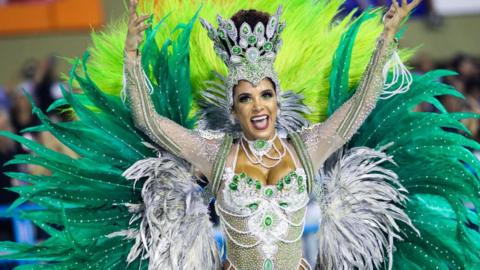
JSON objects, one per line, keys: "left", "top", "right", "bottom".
{"left": 123, "top": 0, "right": 419, "bottom": 269}
{"left": 2, "top": 0, "right": 479, "bottom": 269}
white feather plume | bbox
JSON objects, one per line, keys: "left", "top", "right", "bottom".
{"left": 108, "top": 152, "right": 221, "bottom": 270}
{"left": 314, "top": 145, "right": 417, "bottom": 270}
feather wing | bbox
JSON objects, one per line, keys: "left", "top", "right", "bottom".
{"left": 315, "top": 146, "right": 414, "bottom": 270}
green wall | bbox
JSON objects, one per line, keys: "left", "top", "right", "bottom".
{"left": 1, "top": 1, "right": 479, "bottom": 85}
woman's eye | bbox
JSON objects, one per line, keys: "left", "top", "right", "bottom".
{"left": 262, "top": 92, "right": 273, "bottom": 99}
{"left": 239, "top": 95, "right": 252, "bottom": 103}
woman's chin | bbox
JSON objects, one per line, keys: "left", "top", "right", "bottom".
{"left": 245, "top": 127, "right": 275, "bottom": 140}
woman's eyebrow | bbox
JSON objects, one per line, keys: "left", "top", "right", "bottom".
{"left": 261, "top": 89, "right": 274, "bottom": 93}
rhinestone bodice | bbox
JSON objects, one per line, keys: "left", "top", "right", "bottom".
{"left": 215, "top": 167, "right": 309, "bottom": 270}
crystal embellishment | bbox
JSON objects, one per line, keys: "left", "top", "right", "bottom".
{"left": 265, "top": 188, "right": 274, "bottom": 197}
{"left": 264, "top": 215, "right": 273, "bottom": 227}
{"left": 263, "top": 259, "right": 274, "bottom": 270}
{"left": 246, "top": 136, "right": 275, "bottom": 158}
{"left": 254, "top": 140, "right": 267, "bottom": 150}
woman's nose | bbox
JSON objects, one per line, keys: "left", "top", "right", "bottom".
{"left": 252, "top": 99, "right": 263, "bottom": 113}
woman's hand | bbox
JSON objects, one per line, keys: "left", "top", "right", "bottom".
{"left": 383, "top": 0, "right": 421, "bottom": 39}
{"left": 125, "top": 0, "right": 151, "bottom": 55}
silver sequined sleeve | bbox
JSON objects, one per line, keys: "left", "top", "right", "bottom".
{"left": 300, "top": 35, "right": 397, "bottom": 171}
{"left": 124, "top": 53, "right": 222, "bottom": 180}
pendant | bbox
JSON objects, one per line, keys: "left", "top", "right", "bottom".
{"left": 263, "top": 259, "right": 274, "bottom": 270}
{"left": 249, "top": 139, "right": 273, "bottom": 157}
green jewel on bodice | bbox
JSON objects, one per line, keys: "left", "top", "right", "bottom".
{"left": 263, "top": 259, "right": 274, "bottom": 270}
{"left": 228, "top": 170, "right": 306, "bottom": 211}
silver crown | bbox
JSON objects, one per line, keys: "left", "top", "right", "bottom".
{"left": 200, "top": 6, "right": 285, "bottom": 107}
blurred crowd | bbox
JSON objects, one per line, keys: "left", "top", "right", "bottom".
{"left": 0, "top": 56, "right": 76, "bottom": 243}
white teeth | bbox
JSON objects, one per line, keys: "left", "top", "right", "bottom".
{"left": 251, "top": 115, "right": 268, "bottom": 122}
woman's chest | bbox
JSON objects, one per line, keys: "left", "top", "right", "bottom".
{"left": 219, "top": 167, "right": 309, "bottom": 214}
{"left": 231, "top": 141, "right": 299, "bottom": 186}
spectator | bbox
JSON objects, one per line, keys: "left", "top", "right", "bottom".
{"left": 35, "top": 56, "right": 63, "bottom": 113}
{"left": 451, "top": 54, "right": 479, "bottom": 83}
{"left": 15, "top": 58, "right": 38, "bottom": 99}
{"left": 0, "top": 109, "right": 18, "bottom": 204}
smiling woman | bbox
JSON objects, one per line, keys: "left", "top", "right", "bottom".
{"left": 233, "top": 78, "right": 278, "bottom": 140}
{"left": 122, "top": 0, "right": 421, "bottom": 269}
{"left": 2, "top": 0, "right": 480, "bottom": 269}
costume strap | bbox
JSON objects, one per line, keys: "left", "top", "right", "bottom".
{"left": 211, "top": 134, "right": 234, "bottom": 195}
{"left": 288, "top": 132, "right": 314, "bottom": 194}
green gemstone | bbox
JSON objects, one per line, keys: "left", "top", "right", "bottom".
{"left": 254, "top": 139, "right": 267, "bottom": 150}
{"left": 256, "top": 180, "right": 262, "bottom": 190}
{"left": 242, "top": 26, "right": 249, "bottom": 34}
{"left": 247, "top": 177, "right": 254, "bottom": 185}
{"left": 284, "top": 175, "right": 291, "bottom": 184}
{"left": 297, "top": 176, "right": 303, "bottom": 184}
{"left": 232, "top": 46, "right": 242, "bottom": 55}
{"left": 239, "top": 172, "right": 246, "bottom": 179}
{"left": 248, "top": 203, "right": 258, "bottom": 211}
{"left": 279, "top": 202, "right": 288, "bottom": 208}
{"left": 229, "top": 182, "right": 238, "bottom": 191}
{"left": 264, "top": 42, "right": 273, "bottom": 51}
{"left": 218, "top": 30, "right": 226, "bottom": 39}
{"left": 265, "top": 188, "right": 274, "bottom": 197}
{"left": 247, "top": 35, "right": 257, "bottom": 45}
{"left": 263, "top": 259, "right": 273, "bottom": 270}
{"left": 276, "top": 180, "right": 284, "bottom": 191}
{"left": 298, "top": 185, "right": 305, "bottom": 193}
{"left": 264, "top": 216, "right": 273, "bottom": 226}
{"left": 233, "top": 175, "right": 239, "bottom": 183}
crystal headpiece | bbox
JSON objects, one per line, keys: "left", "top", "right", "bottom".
{"left": 200, "top": 6, "right": 285, "bottom": 107}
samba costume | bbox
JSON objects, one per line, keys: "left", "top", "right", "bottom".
{"left": 1, "top": 1, "right": 480, "bottom": 270}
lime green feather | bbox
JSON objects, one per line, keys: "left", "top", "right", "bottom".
{"left": 84, "top": 0, "right": 412, "bottom": 122}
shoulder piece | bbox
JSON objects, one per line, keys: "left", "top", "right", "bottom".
{"left": 288, "top": 132, "right": 314, "bottom": 193}
{"left": 211, "top": 134, "right": 234, "bottom": 196}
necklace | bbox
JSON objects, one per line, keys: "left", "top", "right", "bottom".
{"left": 241, "top": 133, "right": 286, "bottom": 168}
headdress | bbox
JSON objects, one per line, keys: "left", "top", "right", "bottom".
{"left": 200, "top": 6, "right": 285, "bottom": 107}
{"left": 198, "top": 6, "right": 310, "bottom": 136}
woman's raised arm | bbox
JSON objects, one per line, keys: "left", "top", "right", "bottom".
{"left": 123, "top": 0, "right": 222, "bottom": 180}
{"left": 300, "top": 0, "right": 421, "bottom": 171}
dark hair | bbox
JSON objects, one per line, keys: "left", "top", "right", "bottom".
{"left": 231, "top": 9, "right": 270, "bottom": 29}
{"left": 220, "top": 9, "right": 271, "bottom": 57}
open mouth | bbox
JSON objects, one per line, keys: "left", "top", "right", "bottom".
{"left": 250, "top": 115, "right": 269, "bottom": 130}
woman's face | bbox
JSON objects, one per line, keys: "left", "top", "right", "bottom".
{"left": 232, "top": 78, "right": 277, "bottom": 140}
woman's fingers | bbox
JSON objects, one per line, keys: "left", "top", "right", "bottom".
{"left": 407, "top": 0, "right": 422, "bottom": 12}
{"left": 384, "top": 5, "right": 395, "bottom": 20}
{"left": 135, "top": 14, "right": 150, "bottom": 26}
{"left": 392, "top": 0, "right": 400, "bottom": 9}
{"left": 138, "top": 23, "right": 151, "bottom": 33}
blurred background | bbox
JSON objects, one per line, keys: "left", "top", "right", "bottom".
{"left": 0, "top": 0, "right": 479, "bottom": 268}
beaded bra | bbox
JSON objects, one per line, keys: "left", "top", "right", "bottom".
{"left": 215, "top": 144, "right": 311, "bottom": 270}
